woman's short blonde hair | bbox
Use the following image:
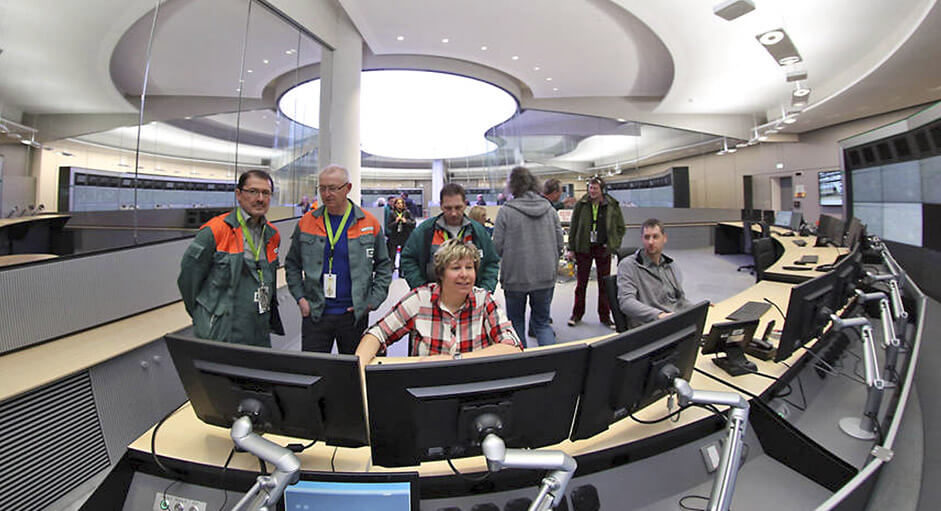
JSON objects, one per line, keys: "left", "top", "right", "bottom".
{"left": 433, "top": 238, "right": 480, "bottom": 280}
{"left": 468, "top": 205, "right": 487, "bottom": 224}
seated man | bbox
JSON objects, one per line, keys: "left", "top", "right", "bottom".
{"left": 356, "top": 238, "right": 523, "bottom": 364}
{"left": 617, "top": 218, "right": 690, "bottom": 328}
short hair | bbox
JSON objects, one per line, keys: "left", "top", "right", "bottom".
{"left": 543, "top": 178, "right": 561, "bottom": 195}
{"left": 433, "top": 238, "right": 480, "bottom": 280}
{"left": 588, "top": 176, "right": 606, "bottom": 190}
{"left": 440, "top": 182, "right": 466, "bottom": 202}
{"left": 468, "top": 206, "right": 487, "bottom": 224}
{"left": 238, "top": 169, "right": 274, "bottom": 190}
{"left": 641, "top": 218, "right": 665, "bottom": 234}
{"left": 319, "top": 164, "right": 350, "bottom": 183}
{"left": 507, "top": 166, "right": 540, "bottom": 197}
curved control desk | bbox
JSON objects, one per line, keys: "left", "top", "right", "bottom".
{"left": 0, "top": 214, "right": 70, "bottom": 256}
{"left": 79, "top": 227, "right": 925, "bottom": 511}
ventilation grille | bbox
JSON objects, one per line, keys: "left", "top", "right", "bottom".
{"left": 0, "top": 372, "right": 110, "bottom": 511}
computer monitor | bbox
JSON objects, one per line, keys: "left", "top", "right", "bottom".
{"left": 740, "top": 209, "right": 762, "bottom": 222}
{"left": 281, "top": 472, "right": 420, "bottom": 511}
{"left": 774, "top": 211, "right": 793, "bottom": 228}
{"left": 365, "top": 343, "right": 589, "bottom": 467}
{"left": 816, "top": 214, "right": 846, "bottom": 246}
{"left": 844, "top": 217, "right": 866, "bottom": 249}
{"left": 775, "top": 273, "right": 838, "bottom": 362}
{"left": 830, "top": 246, "right": 863, "bottom": 311}
{"left": 762, "top": 210, "right": 776, "bottom": 225}
{"left": 165, "top": 334, "right": 369, "bottom": 447}
{"left": 570, "top": 301, "right": 709, "bottom": 440}
{"left": 701, "top": 319, "right": 760, "bottom": 377}
{"left": 789, "top": 211, "right": 804, "bottom": 231}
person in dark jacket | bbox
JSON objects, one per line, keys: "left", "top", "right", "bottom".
{"left": 178, "top": 170, "right": 284, "bottom": 346}
{"left": 400, "top": 183, "right": 500, "bottom": 291}
{"left": 386, "top": 197, "right": 416, "bottom": 270}
{"left": 493, "top": 166, "right": 564, "bottom": 346}
{"left": 566, "top": 177, "right": 625, "bottom": 329}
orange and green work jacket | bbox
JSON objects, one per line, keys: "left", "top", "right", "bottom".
{"left": 177, "top": 209, "right": 284, "bottom": 346}
{"left": 285, "top": 201, "right": 393, "bottom": 322}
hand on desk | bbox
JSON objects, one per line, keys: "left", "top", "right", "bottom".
{"left": 658, "top": 311, "right": 673, "bottom": 319}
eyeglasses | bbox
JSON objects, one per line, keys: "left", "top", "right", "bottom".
{"left": 318, "top": 183, "right": 349, "bottom": 194}
{"left": 240, "top": 188, "right": 272, "bottom": 198}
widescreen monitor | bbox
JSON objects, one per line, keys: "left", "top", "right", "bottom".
{"left": 775, "top": 273, "right": 838, "bottom": 362}
{"left": 817, "top": 214, "right": 846, "bottom": 246}
{"left": 762, "top": 210, "right": 776, "bottom": 225}
{"left": 774, "top": 211, "right": 793, "bottom": 228}
{"left": 365, "top": 343, "right": 589, "bottom": 467}
{"left": 789, "top": 211, "right": 804, "bottom": 231}
{"left": 281, "top": 472, "right": 420, "bottom": 511}
{"left": 844, "top": 217, "right": 866, "bottom": 249}
{"left": 831, "top": 246, "right": 863, "bottom": 312}
{"left": 818, "top": 170, "right": 844, "bottom": 206}
{"left": 570, "top": 301, "right": 709, "bottom": 440}
{"left": 165, "top": 334, "right": 369, "bottom": 447}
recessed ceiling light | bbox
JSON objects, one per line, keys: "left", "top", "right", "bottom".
{"left": 758, "top": 135, "right": 769, "bottom": 141}
{"left": 778, "top": 56, "right": 801, "bottom": 65}
{"left": 735, "top": 142, "right": 748, "bottom": 148}
{"left": 441, "top": 38, "right": 449, "bottom": 43}
{"left": 546, "top": 77, "right": 552, "bottom": 81}
{"left": 263, "top": 59, "right": 269, "bottom": 64}
{"left": 552, "top": 87, "right": 558, "bottom": 91}
{"left": 396, "top": 35, "right": 405, "bottom": 41}
{"left": 616, "top": 118, "right": 626, "bottom": 122}
{"left": 759, "top": 30, "right": 784, "bottom": 46}
{"left": 793, "top": 100, "right": 807, "bottom": 107}
{"left": 480, "top": 45, "right": 488, "bottom": 51}
{"left": 285, "top": 49, "right": 296, "bottom": 55}
{"left": 236, "top": 88, "right": 241, "bottom": 92}
{"left": 783, "top": 117, "right": 797, "bottom": 124}
{"left": 184, "top": 116, "right": 192, "bottom": 120}
{"left": 533, "top": 66, "right": 540, "bottom": 71}
{"left": 765, "top": 128, "right": 779, "bottom": 134}
{"left": 511, "top": 55, "right": 519, "bottom": 60}
{"left": 776, "top": 162, "right": 785, "bottom": 169}
{"left": 246, "top": 69, "right": 253, "bottom": 73}
{"left": 727, "top": 148, "right": 737, "bottom": 153}
{"left": 793, "top": 87, "right": 811, "bottom": 97}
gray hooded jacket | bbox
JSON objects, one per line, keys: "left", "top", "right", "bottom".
{"left": 492, "top": 191, "right": 565, "bottom": 292}
{"left": 617, "top": 248, "right": 690, "bottom": 327}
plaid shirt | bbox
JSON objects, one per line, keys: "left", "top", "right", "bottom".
{"left": 366, "top": 283, "right": 522, "bottom": 356}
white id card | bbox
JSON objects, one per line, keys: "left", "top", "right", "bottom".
{"left": 324, "top": 273, "right": 337, "bottom": 298}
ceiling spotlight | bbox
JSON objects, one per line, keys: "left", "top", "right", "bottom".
{"left": 779, "top": 56, "right": 801, "bottom": 66}
{"left": 262, "top": 59, "right": 269, "bottom": 64}
{"left": 533, "top": 66, "right": 540, "bottom": 71}
{"left": 441, "top": 38, "right": 449, "bottom": 43}
{"left": 758, "top": 30, "right": 784, "bottom": 46}
{"left": 246, "top": 69, "right": 253, "bottom": 73}
{"left": 511, "top": 55, "right": 519, "bottom": 60}
{"left": 716, "top": 138, "right": 730, "bottom": 155}
{"left": 793, "top": 83, "right": 811, "bottom": 97}
{"left": 396, "top": 35, "right": 405, "bottom": 41}
{"left": 758, "top": 135, "right": 769, "bottom": 141}
{"left": 783, "top": 116, "right": 798, "bottom": 124}
{"left": 546, "top": 77, "right": 552, "bottom": 81}
{"left": 735, "top": 142, "right": 748, "bottom": 148}
{"left": 713, "top": 0, "right": 755, "bottom": 21}
{"left": 552, "top": 87, "right": 558, "bottom": 91}
{"left": 727, "top": 147, "right": 737, "bottom": 153}
{"left": 765, "top": 128, "right": 779, "bottom": 134}
{"left": 480, "top": 45, "right": 488, "bottom": 51}
{"left": 616, "top": 118, "right": 626, "bottom": 122}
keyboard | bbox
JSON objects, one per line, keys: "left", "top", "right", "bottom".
{"left": 782, "top": 265, "right": 813, "bottom": 271}
{"left": 778, "top": 231, "right": 796, "bottom": 237}
{"left": 792, "top": 239, "right": 807, "bottom": 247}
{"left": 726, "top": 301, "right": 772, "bottom": 321}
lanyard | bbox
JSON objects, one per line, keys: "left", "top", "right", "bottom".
{"left": 237, "top": 208, "right": 266, "bottom": 282}
{"left": 324, "top": 201, "right": 353, "bottom": 273}
{"left": 441, "top": 225, "right": 466, "bottom": 241}
{"left": 591, "top": 202, "right": 600, "bottom": 228}
{"left": 395, "top": 212, "right": 406, "bottom": 222}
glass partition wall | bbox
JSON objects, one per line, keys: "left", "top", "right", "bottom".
{"left": 38, "top": 0, "right": 323, "bottom": 252}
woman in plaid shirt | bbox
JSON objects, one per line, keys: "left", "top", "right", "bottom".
{"left": 356, "top": 238, "right": 523, "bottom": 363}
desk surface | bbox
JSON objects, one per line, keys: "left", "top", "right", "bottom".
{"left": 0, "top": 253, "right": 58, "bottom": 267}
{"left": 0, "top": 214, "right": 70, "bottom": 228}
{"left": 128, "top": 280, "right": 811, "bottom": 478}
{"left": 719, "top": 221, "right": 848, "bottom": 280}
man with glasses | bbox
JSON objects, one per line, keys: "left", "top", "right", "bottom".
{"left": 400, "top": 183, "right": 500, "bottom": 291}
{"left": 285, "top": 165, "right": 392, "bottom": 354}
{"left": 178, "top": 170, "right": 284, "bottom": 346}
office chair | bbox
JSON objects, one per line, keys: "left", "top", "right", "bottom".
{"left": 601, "top": 274, "right": 630, "bottom": 332}
{"left": 737, "top": 221, "right": 757, "bottom": 273}
{"left": 753, "top": 237, "right": 777, "bottom": 282}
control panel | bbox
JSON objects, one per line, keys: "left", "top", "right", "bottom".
{"left": 152, "top": 493, "right": 207, "bottom": 511}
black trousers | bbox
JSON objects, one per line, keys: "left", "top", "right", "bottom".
{"left": 301, "top": 311, "right": 368, "bottom": 355}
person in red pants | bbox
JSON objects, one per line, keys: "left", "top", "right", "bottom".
{"left": 565, "top": 177, "right": 625, "bottom": 329}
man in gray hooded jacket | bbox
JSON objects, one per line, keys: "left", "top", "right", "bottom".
{"left": 617, "top": 218, "right": 690, "bottom": 328}
{"left": 493, "top": 166, "right": 565, "bottom": 346}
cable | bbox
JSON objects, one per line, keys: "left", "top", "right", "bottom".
{"left": 446, "top": 457, "right": 491, "bottom": 482}
{"left": 746, "top": 370, "right": 780, "bottom": 382}
{"left": 161, "top": 479, "right": 180, "bottom": 509}
{"left": 630, "top": 403, "right": 690, "bottom": 424}
{"left": 693, "top": 367, "right": 760, "bottom": 400}
{"left": 330, "top": 446, "right": 338, "bottom": 472}
{"left": 763, "top": 297, "right": 786, "bottom": 320}
{"left": 678, "top": 495, "right": 711, "bottom": 511}
{"left": 866, "top": 412, "right": 885, "bottom": 445}
{"left": 217, "top": 447, "right": 235, "bottom": 511}
{"left": 151, "top": 405, "right": 185, "bottom": 478}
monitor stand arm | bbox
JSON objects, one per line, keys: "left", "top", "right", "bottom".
{"left": 478, "top": 416, "right": 576, "bottom": 511}
{"left": 829, "top": 315, "right": 886, "bottom": 441}
{"left": 855, "top": 290, "right": 902, "bottom": 383}
{"left": 672, "top": 378, "right": 749, "bottom": 511}
{"left": 230, "top": 415, "right": 301, "bottom": 511}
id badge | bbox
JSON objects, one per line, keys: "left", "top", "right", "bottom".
{"left": 254, "top": 285, "right": 271, "bottom": 314}
{"left": 324, "top": 273, "right": 338, "bottom": 298}
{"left": 590, "top": 230, "right": 598, "bottom": 243}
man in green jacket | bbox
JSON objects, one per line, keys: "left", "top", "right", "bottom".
{"left": 565, "top": 177, "right": 625, "bottom": 329}
{"left": 400, "top": 183, "right": 500, "bottom": 292}
{"left": 285, "top": 165, "right": 392, "bottom": 354}
{"left": 177, "top": 170, "right": 284, "bottom": 346}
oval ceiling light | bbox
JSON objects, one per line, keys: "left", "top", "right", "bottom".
{"left": 278, "top": 70, "right": 518, "bottom": 160}
{"left": 759, "top": 30, "right": 784, "bottom": 46}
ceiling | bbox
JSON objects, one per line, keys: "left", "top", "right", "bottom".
{"left": 1, "top": 0, "right": 940, "bottom": 170}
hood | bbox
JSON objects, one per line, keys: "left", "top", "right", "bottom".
{"left": 505, "top": 192, "right": 554, "bottom": 217}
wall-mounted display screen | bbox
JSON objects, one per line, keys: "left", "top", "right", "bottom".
{"left": 818, "top": 170, "right": 843, "bottom": 206}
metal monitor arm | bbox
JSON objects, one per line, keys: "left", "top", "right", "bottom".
{"left": 229, "top": 416, "right": 301, "bottom": 511}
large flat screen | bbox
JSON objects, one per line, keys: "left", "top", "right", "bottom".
{"left": 819, "top": 170, "right": 843, "bottom": 206}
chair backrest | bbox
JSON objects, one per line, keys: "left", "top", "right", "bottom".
{"left": 742, "top": 221, "right": 755, "bottom": 255}
{"left": 601, "top": 274, "right": 630, "bottom": 332}
{"left": 753, "top": 237, "right": 777, "bottom": 282}
{"left": 759, "top": 221, "right": 770, "bottom": 238}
